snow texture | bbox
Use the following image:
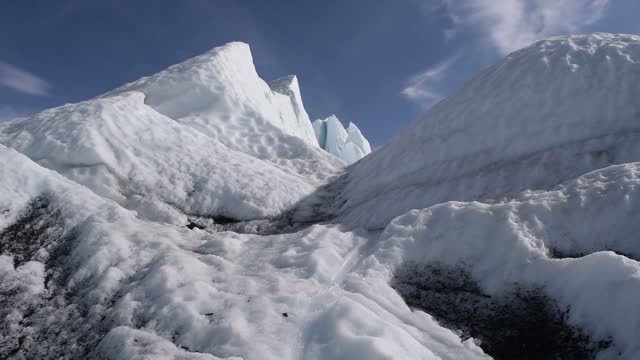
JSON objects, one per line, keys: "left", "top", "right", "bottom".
{"left": 374, "top": 163, "right": 640, "bottom": 358}
{"left": 0, "top": 92, "right": 317, "bottom": 225}
{"left": 0, "top": 145, "right": 486, "bottom": 360}
{"left": 1, "top": 33, "right": 640, "bottom": 360}
{"left": 332, "top": 33, "right": 640, "bottom": 229}
{"left": 106, "top": 42, "right": 340, "bottom": 183}
{"left": 313, "top": 115, "right": 372, "bottom": 164}
{"left": 0, "top": 43, "right": 343, "bottom": 225}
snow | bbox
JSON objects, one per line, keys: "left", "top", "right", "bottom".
{"left": 312, "top": 115, "right": 372, "bottom": 164}
{"left": 0, "top": 144, "right": 486, "bottom": 359}
{"left": 331, "top": 33, "right": 640, "bottom": 229}
{"left": 110, "top": 43, "right": 317, "bottom": 147}
{"left": 105, "top": 42, "right": 340, "bottom": 182}
{"left": 94, "top": 327, "right": 229, "bottom": 360}
{"left": 0, "top": 91, "right": 320, "bottom": 225}
{"left": 370, "top": 162, "right": 640, "bottom": 357}
{"left": 2, "top": 33, "right": 640, "bottom": 359}
{"left": 268, "top": 75, "right": 311, "bottom": 136}
{"left": 0, "top": 42, "right": 346, "bottom": 225}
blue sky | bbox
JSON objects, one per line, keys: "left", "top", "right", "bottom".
{"left": 1, "top": 0, "right": 639, "bottom": 147}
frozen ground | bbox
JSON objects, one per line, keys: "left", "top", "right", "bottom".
{"left": 1, "top": 34, "right": 640, "bottom": 359}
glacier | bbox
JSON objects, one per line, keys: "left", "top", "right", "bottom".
{"left": 0, "top": 43, "right": 343, "bottom": 226}
{"left": 104, "top": 42, "right": 341, "bottom": 183}
{"left": 1, "top": 33, "right": 640, "bottom": 360}
{"left": 313, "top": 115, "right": 372, "bottom": 164}
{"left": 325, "top": 33, "right": 640, "bottom": 229}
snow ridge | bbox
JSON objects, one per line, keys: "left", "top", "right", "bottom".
{"left": 332, "top": 32, "right": 640, "bottom": 228}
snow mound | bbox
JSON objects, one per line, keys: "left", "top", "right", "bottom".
{"left": 313, "top": 115, "right": 372, "bottom": 164}
{"left": 332, "top": 33, "right": 640, "bottom": 228}
{"left": 0, "top": 144, "right": 487, "bottom": 359}
{"left": 106, "top": 42, "right": 340, "bottom": 182}
{"left": 0, "top": 42, "right": 347, "bottom": 224}
{"left": 370, "top": 162, "right": 640, "bottom": 358}
{"left": 0, "top": 91, "right": 317, "bottom": 224}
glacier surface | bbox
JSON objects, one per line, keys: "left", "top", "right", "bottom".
{"left": 1, "top": 33, "right": 640, "bottom": 360}
{"left": 328, "top": 33, "right": 640, "bottom": 229}
{"left": 0, "top": 43, "right": 343, "bottom": 226}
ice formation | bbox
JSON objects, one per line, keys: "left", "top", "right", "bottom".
{"left": 313, "top": 115, "right": 372, "bottom": 164}
{"left": 328, "top": 33, "right": 640, "bottom": 229}
{"left": 106, "top": 42, "right": 340, "bottom": 182}
{"left": 1, "top": 34, "right": 640, "bottom": 359}
{"left": 0, "top": 43, "right": 343, "bottom": 226}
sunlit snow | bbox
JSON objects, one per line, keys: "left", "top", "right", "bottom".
{"left": 1, "top": 33, "right": 640, "bottom": 359}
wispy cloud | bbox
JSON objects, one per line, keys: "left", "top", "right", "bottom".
{"left": 401, "top": 55, "right": 458, "bottom": 106}
{"left": 442, "top": 0, "right": 611, "bottom": 54}
{"left": 0, "top": 61, "right": 50, "bottom": 96}
{"left": 403, "top": 0, "right": 611, "bottom": 107}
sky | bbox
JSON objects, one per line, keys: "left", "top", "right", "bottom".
{"left": 1, "top": 0, "right": 639, "bottom": 147}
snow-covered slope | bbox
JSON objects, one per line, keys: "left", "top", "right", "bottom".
{"left": 0, "top": 144, "right": 487, "bottom": 360}
{"left": 0, "top": 92, "right": 317, "bottom": 225}
{"left": 330, "top": 33, "right": 640, "bottom": 228}
{"left": 109, "top": 42, "right": 317, "bottom": 146}
{"left": 313, "top": 115, "right": 372, "bottom": 164}
{"left": 366, "top": 162, "right": 640, "bottom": 358}
{"left": 0, "top": 43, "right": 344, "bottom": 225}
{"left": 105, "top": 42, "right": 340, "bottom": 181}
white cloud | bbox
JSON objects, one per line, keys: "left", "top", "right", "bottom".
{"left": 401, "top": 55, "right": 458, "bottom": 105}
{"left": 0, "top": 61, "right": 50, "bottom": 96}
{"left": 404, "top": 0, "right": 611, "bottom": 107}
{"left": 443, "top": 0, "right": 611, "bottom": 54}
